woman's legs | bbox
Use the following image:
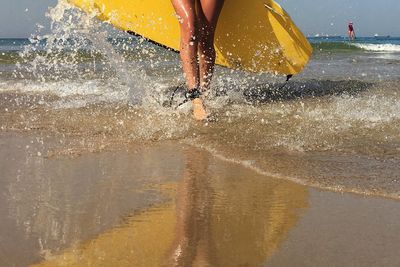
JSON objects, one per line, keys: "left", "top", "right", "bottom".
{"left": 171, "top": 0, "right": 224, "bottom": 120}
{"left": 197, "top": 0, "right": 224, "bottom": 91}
{"left": 172, "top": 0, "right": 208, "bottom": 120}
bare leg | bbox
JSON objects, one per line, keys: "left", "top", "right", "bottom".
{"left": 197, "top": 0, "right": 224, "bottom": 91}
{"left": 171, "top": 0, "right": 199, "bottom": 89}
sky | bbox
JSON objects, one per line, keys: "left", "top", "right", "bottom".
{"left": 0, "top": 0, "right": 399, "bottom": 38}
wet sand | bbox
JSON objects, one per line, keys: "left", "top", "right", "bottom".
{"left": 1, "top": 132, "right": 400, "bottom": 266}
{"left": 2, "top": 91, "right": 400, "bottom": 199}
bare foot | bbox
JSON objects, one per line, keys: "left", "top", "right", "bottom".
{"left": 192, "top": 98, "right": 208, "bottom": 121}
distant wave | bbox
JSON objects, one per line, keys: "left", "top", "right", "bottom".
{"left": 312, "top": 42, "right": 362, "bottom": 52}
{"left": 352, "top": 43, "right": 400, "bottom": 52}
{"left": 312, "top": 42, "right": 400, "bottom": 53}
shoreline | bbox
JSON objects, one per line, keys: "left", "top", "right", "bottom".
{"left": 2, "top": 126, "right": 399, "bottom": 201}
{"left": 1, "top": 89, "right": 400, "bottom": 200}
{"left": 189, "top": 141, "right": 400, "bottom": 202}
{"left": 2, "top": 131, "right": 400, "bottom": 266}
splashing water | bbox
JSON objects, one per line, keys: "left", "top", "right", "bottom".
{"left": 15, "top": 0, "right": 169, "bottom": 106}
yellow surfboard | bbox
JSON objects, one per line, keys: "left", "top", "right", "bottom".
{"left": 68, "top": 0, "right": 312, "bottom": 75}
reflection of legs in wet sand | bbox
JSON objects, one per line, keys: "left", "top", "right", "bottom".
{"left": 164, "top": 149, "right": 215, "bottom": 267}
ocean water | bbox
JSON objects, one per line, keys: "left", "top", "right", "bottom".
{"left": 1, "top": 1, "right": 400, "bottom": 198}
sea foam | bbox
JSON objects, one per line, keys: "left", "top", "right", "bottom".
{"left": 352, "top": 43, "right": 400, "bottom": 53}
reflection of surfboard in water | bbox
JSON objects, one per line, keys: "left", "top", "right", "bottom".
{"left": 69, "top": 0, "right": 312, "bottom": 75}
{"left": 32, "top": 169, "right": 308, "bottom": 267}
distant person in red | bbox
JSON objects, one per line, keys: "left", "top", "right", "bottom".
{"left": 348, "top": 22, "right": 356, "bottom": 40}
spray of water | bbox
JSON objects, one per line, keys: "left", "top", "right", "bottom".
{"left": 16, "top": 0, "right": 161, "bottom": 105}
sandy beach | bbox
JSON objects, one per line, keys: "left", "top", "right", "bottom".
{"left": 2, "top": 111, "right": 400, "bottom": 266}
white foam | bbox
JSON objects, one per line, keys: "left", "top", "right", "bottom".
{"left": 0, "top": 80, "right": 122, "bottom": 97}
{"left": 0, "top": 80, "right": 132, "bottom": 110}
{"left": 185, "top": 141, "right": 400, "bottom": 200}
{"left": 352, "top": 43, "right": 400, "bottom": 53}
